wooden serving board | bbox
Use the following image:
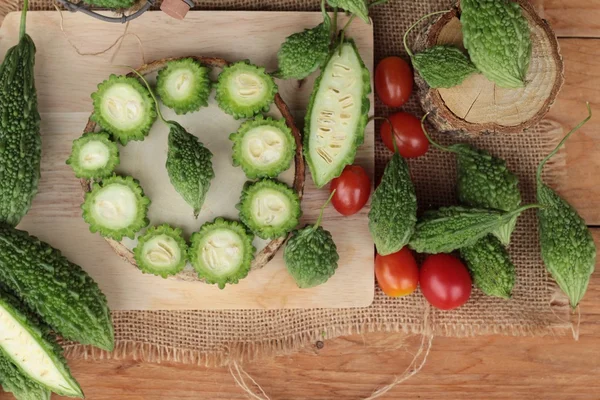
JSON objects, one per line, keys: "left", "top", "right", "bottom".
{"left": 0, "top": 11, "right": 374, "bottom": 310}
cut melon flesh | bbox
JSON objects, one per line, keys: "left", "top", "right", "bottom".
{"left": 91, "top": 184, "right": 138, "bottom": 230}
{"left": 227, "top": 71, "right": 268, "bottom": 106}
{"left": 243, "top": 126, "right": 286, "bottom": 167}
{"left": 0, "top": 304, "right": 75, "bottom": 395}
{"left": 142, "top": 235, "right": 182, "bottom": 269}
{"left": 78, "top": 140, "right": 111, "bottom": 170}
{"left": 308, "top": 42, "right": 365, "bottom": 186}
{"left": 101, "top": 83, "right": 145, "bottom": 130}
{"left": 250, "top": 188, "right": 291, "bottom": 227}
{"left": 164, "top": 70, "right": 195, "bottom": 100}
{"left": 198, "top": 229, "right": 244, "bottom": 277}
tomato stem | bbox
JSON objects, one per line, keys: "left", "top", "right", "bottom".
{"left": 536, "top": 102, "right": 592, "bottom": 185}
{"left": 403, "top": 10, "right": 449, "bottom": 58}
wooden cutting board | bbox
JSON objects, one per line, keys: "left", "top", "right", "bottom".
{"left": 0, "top": 11, "right": 374, "bottom": 310}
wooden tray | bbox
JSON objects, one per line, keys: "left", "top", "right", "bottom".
{"left": 0, "top": 10, "right": 375, "bottom": 310}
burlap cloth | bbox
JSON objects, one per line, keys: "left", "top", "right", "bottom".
{"left": 1, "top": 0, "right": 573, "bottom": 366}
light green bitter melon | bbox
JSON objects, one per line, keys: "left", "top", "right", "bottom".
{"left": 229, "top": 116, "right": 296, "bottom": 179}
{"left": 0, "top": 352, "right": 51, "bottom": 400}
{"left": 156, "top": 58, "right": 211, "bottom": 115}
{"left": 188, "top": 218, "right": 255, "bottom": 289}
{"left": 0, "top": 0, "right": 42, "bottom": 227}
{"left": 274, "top": 1, "right": 331, "bottom": 80}
{"left": 0, "top": 290, "right": 83, "bottom": 398}
{"left": 421, "top": 117, "right": 522, "bottom": 246}
{"left": 460, "top": 235, "right": 516, "bottom": 299}
{"left": 368, "top": 150, "right": 417, "bottom": 256}
{"left": 305, "top": 39, "right": 371, "bottom": 188}
{"left": 215, "top": 61, "right": 278, "bottom": 119}
{"left": 537, "top": 104, "right": 596, "bottom": 308}
{"left": 409, "top": 205, "right": 539, "bottom": 254}
{"left": 133, "top": 224, "right": 188, "bottom": 278}
{"left": 82, "top": 175, "right": 151, "bottom": 240}
{"left": 91, "top": 74, "right": 157, "bottom": 145}
{"left": 0, "top": 224, "right": 114, "bottom": 351}
{"left": 66, "top": 132, "right": 120, "bottom": 179}
{"left": 131, "top": 68, "right": 215, "bottom": 217}
{"left": 237, "top": 179, "right": 301, "bottom": 240}
{"left": 284, "top": 192, "right": 339, "bottom": 289}
{"left": 404, "top": 12, "right": 478, "bottom": 89}
{"left": 461, "top": 0, "right": 532, "bottom": 88}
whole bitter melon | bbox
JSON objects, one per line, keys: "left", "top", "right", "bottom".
{"left": 537, "top": 105, "right": 595, "bottom": 308}
{"left": 0, "top": 224, "right": 114, "bottom": 351}
{"left": 0, "top": 1, "right": 42, "bottom": 226}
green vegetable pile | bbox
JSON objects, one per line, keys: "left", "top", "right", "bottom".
{"left": 0, "top": 4, "right": 115, "bottom": 399}
{"left": 404, "top": 1, "right": 533, "bottom": 89}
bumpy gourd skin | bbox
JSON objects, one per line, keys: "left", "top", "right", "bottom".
{"left": 275, "top": 16, "right": 331, "bottom": 80}
{"left": 327, "top": 0, "right": 370, "bottom": 23}
{"left": 215, "top": 61, "right": 278, "bottom": 119}
{"left": 538, "top": 183, "right": 596, "bottom": 308}
{"left": 91, "top": 74, "right": 157, "bottom": 145}
{"left": 156, "top": 58, "right": 211, "bottom": 115}
{"left": 230, "top": 116, "right": 296, "bottom": 179}
{"left": 461, "top": 0, "right": 532, "bottom": 88}
{"left": 237, "top": 179, "right": 301, "bottom": 239}
{"left": 284, "top": 225, "right": 339, "bottom": 288}
{"left": 188, "top": 218, "right": 255, "bottom": 289}
{"left": 0, "top": 225, "right": 114, "bottom": 352}
{"left": 0, "top": 290, "right": 83, "bottom": 398}
{"left": 133, "top": 224, "right": 188, "bottom": 278}
{"left": 166, "top": 121, "right": 214, "bottom": 217}
{"left": 460, "top": 235, "right": 515, "bottom": 299}
{"left": 304, "top": 39, "right": 371, "bottom": 188}
{"left": 82, "top": 175, "right": 151, "bottom": 240}
{"left": 369, "top": 153, "right": 417, "bottom": 256}
{"left": 454, "top": 144, "right": 522, "bottom": 246}
{"left": 0, "top": 353, "right": 50, "bottom": 400}
{"left": 81, "top": 0, "right": 135, "bottom": 9}
{"left": 409, "top": 205, "right": 532, "bottom": 254}
{"left": 0, "top": 34, "right": 42, "bottom": 227}
{"left": 412, "top": 45, "right": 478, "bottom": 88}
{"left": 66, "top": 131, "right": 120, "bottom": 179}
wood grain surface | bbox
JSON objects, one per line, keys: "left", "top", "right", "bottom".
{"left": 0, "top": 11, "right": 375, "bottom": 310}
{"left": 1, "top": 1, "right": 600, "bottom": 399}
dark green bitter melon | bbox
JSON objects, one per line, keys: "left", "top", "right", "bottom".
{"left": 0, "top": 352, "right": 51, "bottom": 400}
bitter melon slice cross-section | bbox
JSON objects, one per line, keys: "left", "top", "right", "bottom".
{"left": 304, "top": 39, "right": 371, "bottom": 188}
{"left": 156, "top": 58, "right": 211, "bottom": 115}
{"left": 133, "top": 224, "right": 188, "bottom": 278}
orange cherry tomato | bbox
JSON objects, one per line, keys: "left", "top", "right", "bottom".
{"left": 375, "top": 247, "right": 419, "bottom": 297}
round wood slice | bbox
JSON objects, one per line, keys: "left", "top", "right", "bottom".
{"left": 82, "top": 56, "right": 305, "bottom": 282}
{"left": 414, "top": 1, "right": 564, "bottom": 135}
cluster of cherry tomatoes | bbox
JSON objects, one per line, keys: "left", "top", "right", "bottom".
{"left": 327, "top": 56, "right": 472, "bottom": 311}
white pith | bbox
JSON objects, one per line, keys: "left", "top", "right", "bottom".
{"left": 198, "top": 229, "right": 244, "bottom": 277}
{"left": 308, "top": 43, "right": 363, "bottom": 184}
{"left": 92, "top": 184, "right": 138, "bottom": 230}
{"left": 242, "top": 126, "right": 286, "bottom": 168}
{"left": 142, "top": 235, "right": 181, "bottom": 269}
{"left": 227, "top": 71, "right": 267, "bottom": 105}
{"left": 165, "top": 69, "right": 195, "bottom": 100}
{"left": 250, "top": 189, "right": 291, "bottom": 227}
{"left": 78, "top": 140, "right": 110, "bottom": 170}
{"left": 101, "top": 83, "right": 145, "bottom": 130}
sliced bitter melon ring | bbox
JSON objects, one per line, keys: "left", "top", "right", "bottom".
{"left": 66, "top": 131, "right": 120, "bottom": 179}
{"left": 81, "top": 56, "right": 305, "bottom": 282}
{"left": 156, "top": 58, "right": 212, "bottom": 115}
{"left": 133, "top": 224, "right": 188, "bottom": 278}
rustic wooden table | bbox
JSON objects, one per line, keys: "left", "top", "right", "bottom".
{"left": 2, "top": 1, "right": 600, "bottom": 399}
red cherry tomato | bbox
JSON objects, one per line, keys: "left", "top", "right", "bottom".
{"left": 419, "top": 254, "right": 472, "bottom": 310}
{"left": 375, "top": 57, "right": 414, "bottom": 108}
{"left": 375, "top": 247, "right": 419, "bottom": 297}
{"left": 330, "top": 165, "right": 371, "bottom": 216}
{"left": 380, "top": 112, "right": 429, "bottom": 158}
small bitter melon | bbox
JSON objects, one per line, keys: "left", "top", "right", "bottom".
{"left": 91, "top": 74, "right": 157, "bottom": 145}
{"left": 188, "top": 218, "right": 255, "bottom": 289}
{"left": 66, "top": 132, "right": 120, "bottom": 179}
{"left": 215, "top": 61, "right": 277, "bottom": 119}
{"left": 537, "top": 104, "right": 595, "bottom": 308}
{"left": 133, "top": 224, "right": 188, "bottom": 278}
{"left": 82, "top": 175, "right": 151, "bottom": 240}
{"left": 156, "top": 58, "right": 211, "bottom": 115}
{"left": 237, "top": 179, "right": 301, "bottom": 240}
{"left": 230, "top": 116, "right": 296, "bottom": 179}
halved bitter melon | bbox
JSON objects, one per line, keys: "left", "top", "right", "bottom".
{"left": 91, "top": 74, "right": 157, "bottom": 145}
{"left": 156, "top": 58, "right": 211, "bottom": 115}
{"left": 82, "top": 175, "right": 150, "bottom": 240}
{"left": 229, "top": 116, "right": 296, "bottom": 179}
{"left": 133, "top": 224, "right": 188, "bottom": 278}
{"left": 237, "top": 179, "right": 301, "bottom": 239}
{"left": 0, "top": 290, "right": 83, "bottom": 398}
{"left": 215, "top": 61, "right": 278, "bottom": 119}
{"left": 0, "top": 352, "right": 51, "bottom": 400}
{"left": 304, "top": 39, "right": 371, "bottom": 188}
{"left": 189, "top": 218, "right": 255, "bottom": 289}
{"left": 66, "top": 131, "right": 120, "bottom": 179}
